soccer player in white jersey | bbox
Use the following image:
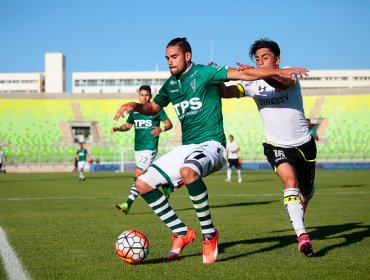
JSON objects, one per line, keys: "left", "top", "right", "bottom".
{"left": 225, "top": 135, "right": 242, "bottom": 183}
{"left": 114, "top": 37, "right": 308, "bottom": 263}
{"left": 220, "top": 38, "right": 316, "bottom": 256}
{"left": 112, "top": 85, "right": 173, "bottom": 214}
{"left": 0, "top": 147, "right": 6, "bottom": 173}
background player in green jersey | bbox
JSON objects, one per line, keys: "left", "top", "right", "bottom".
{"left": 112, "top": 85, "right": 173, "bottom": 214}
{"left": 114, "top": 37, "right": 308, "bottom": 264}
{"left": 75, "top": 142, "right": 89, "bottom": 181}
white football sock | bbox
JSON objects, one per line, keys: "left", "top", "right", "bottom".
{"left": 237, "top": 169, "right": 242, "bottom": 182}
{"left": 227, "top": 169, "right": 231, "bottom": 181}
{"left": 283, "top": 188, "right": 306, "bottom": 237}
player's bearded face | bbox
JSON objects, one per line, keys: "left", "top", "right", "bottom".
{"left": 166, "top": 46, "right": 190, "bottom": 76}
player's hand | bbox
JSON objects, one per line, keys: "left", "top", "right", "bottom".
{"left": 111, "top": 127, "right": 116, "bottom": 134}
{"left": 151, "top": 126, "right": 162, "bottom": 137}
{"left": 279, "top": 67, "right": 309, "bottom": 79}
{"left": 236, "top": 62, "right": 254, "bottom": 71}
{"left": 114, "top": 102, "right": 137, "bottom": 121}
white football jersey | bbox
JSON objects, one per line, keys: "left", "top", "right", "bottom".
{"left": 240, "top": 76, "right": 311, "bottom": 147}
{"left": 227, "top": 142, "right": 239, "bottom": 159}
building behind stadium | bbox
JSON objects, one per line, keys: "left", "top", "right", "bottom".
{"left": 1, "top": 52, "right": 370, "bottom": 94}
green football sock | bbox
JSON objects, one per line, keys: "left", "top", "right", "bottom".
{"left": 141, "top": 188, "right": 187, "bottom": 235}
{"left": 186, "top": 178, "right": 215, "bottom": 236}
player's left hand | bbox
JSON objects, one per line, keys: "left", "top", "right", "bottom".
{"left": 279, "top": 67, "right": 309, "bottom": 79}
{"left": 151, "top": 126, "right": 162, "bottom": 137}
{"left": 114, "top": 102, "right": 137, "bottom": 121}
{"left": 236, "top": 62, "right": 254, "bottom": 70}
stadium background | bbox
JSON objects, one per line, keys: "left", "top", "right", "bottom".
{"left": 1, "top": 88, "right": 369, "bottom": 172}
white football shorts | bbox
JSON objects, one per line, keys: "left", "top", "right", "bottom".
{"left": 139, "top": 140, "right": 226, "bottom": 189}
{"left": 77, "top": 161, "right": 86, "bottom": 170}
{"left": 135, "top": 149, "right": 157, "bottom": 171}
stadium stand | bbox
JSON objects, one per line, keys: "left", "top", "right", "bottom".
{"left": 1, "top": 93, "right": 369, "bottom": 164}
{"left": 0, "top": 97, "right": 178, "bottom": 163}
{"left": 315, "top": 95, "right": 370, "bottom": 159}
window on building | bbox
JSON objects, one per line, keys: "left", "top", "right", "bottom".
{"left": 105, "top": 79, "right": 115, "bottom": 86}
{"left": 124, "top": 79, "right": 134, "bottom": 85}
{"left": 87, "top": 80, "right": 97, "bottom": 86}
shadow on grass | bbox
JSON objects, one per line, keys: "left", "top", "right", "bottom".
{"left": 245, "top": 178, "right": 276, "bottom": 183}
{"left": 310, "top": 222, "right": 370, "bottom": 257}
{"left": 139, "top": 253, "right": 201, "bottom": 265}
{"left": 177, "top": 200, "right": 276, "bottom": 212}
{"left": 339, "top": 184, "right": 364, "bottom": 188}
{"left": 131, "top": 222, "right": 370, "bottom": 264}
{"left": 217, "top": 222, "right": 370, "bottom": 261}
{"left": 320, "top": 184, "right": 365, "bottom": 189}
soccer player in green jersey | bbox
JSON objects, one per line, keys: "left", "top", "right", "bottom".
{"left": 75, "top": 142, "right": 89, "bottom": 181}
{"left": 112, "top": 85, "right": 173, "bottom": 214}
{"left": 114, "top": 37, "right": 308, "bottom": 263}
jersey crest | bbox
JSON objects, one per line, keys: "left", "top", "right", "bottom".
{"left": 190, "top": 79, "right": 196, "bottom": 92}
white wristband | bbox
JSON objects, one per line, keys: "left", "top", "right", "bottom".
{"left": 161, "top": 126, "right": 166, "bottom": 132}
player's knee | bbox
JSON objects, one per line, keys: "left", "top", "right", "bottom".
{"left": 135, "top": 179, "right": 153, "bottom": 195}
{"left": 283, "top": 176, "right": 299, "bottom": 188}
{"left": 180, "top": 167, "right": 199, "bottom": 184}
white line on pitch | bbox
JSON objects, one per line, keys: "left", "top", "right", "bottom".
{"left": 0, "top": 226, "right": 31, "bottom": 280}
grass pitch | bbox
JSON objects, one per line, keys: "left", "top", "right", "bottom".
{"left": 0, "top": 170, "right": 369, "bottom": 279}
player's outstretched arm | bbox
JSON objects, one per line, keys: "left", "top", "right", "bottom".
{"left": 111, "top": 123, "right": 133, "bottom": 133}
{"left": 114, "top": 101, "right": 162, "bottom": 121}
{"left": 227, "top": 66, "right": 308, "bottom": 82}
{"left": 236, "top": 62, "right": 296, "bottom": 90}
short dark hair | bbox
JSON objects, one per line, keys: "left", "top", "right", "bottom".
{"left": 249, "top": 38, "right": 280, "bottom": 60}
{"left": 139, "top": 85, "right": 152, "bottom": 94}
{"left": 166, "top": 37, "right": 192, "bottom": 54}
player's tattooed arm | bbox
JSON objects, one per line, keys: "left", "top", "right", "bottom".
{"left": 114, "top": 101, "right": 162, "bottom": 121}
{"left": 111, "top": 123, "right": 133, "bottom": 133}
{"left": 234, "top": 62, "right": 306, "bottom": 90}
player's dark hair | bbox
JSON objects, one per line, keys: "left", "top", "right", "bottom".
{"left": 249, "top": 38, "right": 280, "bottom": 60}
{"left": 139, "top": 85, "right": 152, "bottom": 94}
{"left": 167, "top": 37, "right": 192, "bottom": 54}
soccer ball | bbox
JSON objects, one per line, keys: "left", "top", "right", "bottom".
{"left": 115, "top": 229, "right": 149, "bottom": 264}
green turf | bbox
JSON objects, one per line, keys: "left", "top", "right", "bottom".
{"left": 0, "top": 170, "right": 369, "bottom": 279}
